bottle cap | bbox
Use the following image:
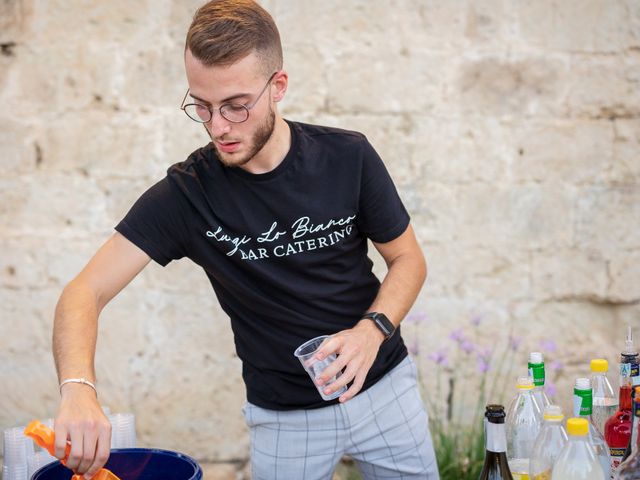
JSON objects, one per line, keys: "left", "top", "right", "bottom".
{"left": 574, "top": 377, "right": 591, "bottom": 390}
{"left": 485, "top": 404, "right": 506, "bottom": 423}
{"left": 529, "top": 352, "right": 544, "bottom": 364}
{"left": 543, "top": 405, "right": 564, "bottom": 421}
{"left": 566, "top": 417, "right": 589, "bottom": 436}
{"left": 590, "top": 358, "right": 608, "bottom": 372}
{"left": 516, "top": 376, "right": 534, "bottom": 390}
{"left": 623, "top": 325, "right": 636, "bottom": 355}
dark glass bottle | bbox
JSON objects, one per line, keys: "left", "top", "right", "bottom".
{"left": 479, "top": 404, "right": 514, "bottom": 480}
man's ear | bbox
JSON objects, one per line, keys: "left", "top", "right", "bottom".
{"left": 272, "top": 70, "right": 288, "bottom": 102}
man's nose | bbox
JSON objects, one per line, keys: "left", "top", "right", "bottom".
{"left": 206, "top": 110, "right": 232, "bottom": 137}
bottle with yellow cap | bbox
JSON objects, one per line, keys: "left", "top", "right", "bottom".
{"left": 506, "top": 376, "right": 542, "bottom": 479}
{"left": 591, "top": 358, "right": 618, "bottom": 437}
{"left": 551, "top": 418, "right": 605, "bottom": 480}
{"left": 530, "top": 405, "right": 568, "bottom": 480}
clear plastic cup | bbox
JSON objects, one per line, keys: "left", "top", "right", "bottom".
{"left": 109, "top": 413, "right": 136, "bottom": 448}
{"left": 3, "top": 463, "right": 28, "bottom": 480}
{"left": 27, "top": 450, "right": 57, "bottom": 478}
{"left": 3, "top": 426, "right": 32, "bottom": 467}
{"left": 294, "top": 335, "right": 347, "bottom": 401}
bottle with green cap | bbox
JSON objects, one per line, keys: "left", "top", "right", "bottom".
{"left": 506, "top": 376, "right": 542, "bottom": 479}
{"left": 552, "top": 418, "right": 605, "bottom": 480}
{"left": 574, "top": 377, "right": 612, "bottom": 478}
{"left": 530, "top": 405, "right": 568, "bottom": 480}
{"left": 529, "top": 352, "right": 551, "bottom": 410}
{"left": 591, "top": 358, "right": 618, "bottom": 438}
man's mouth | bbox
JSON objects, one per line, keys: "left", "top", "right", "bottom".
{"left": 217, "top": 140, "right": 240, "bottom": 153}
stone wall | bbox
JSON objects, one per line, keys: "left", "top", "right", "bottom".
{"left": 1, "top": 0, "right": 639, "bottom": 476}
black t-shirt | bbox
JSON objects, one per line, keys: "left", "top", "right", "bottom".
{"left": 116, "top": 120, "right": 410, "bottom": 410}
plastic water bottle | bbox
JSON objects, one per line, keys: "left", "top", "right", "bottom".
{"left": 552, "top": 417, "right": 605, "bottom": 480}
{"left": 530, "top": 405, "right": 568, "bottom": 480}
{"left": 529, "top": 352, "right": 551, "bottom": 410}
{"left": 574, "top": 377, "right": 612, "bottom": 478}
{"left": 507, "top": 376, "right": 542, "bottom": 479}
{"left": 591, "top": 358, "right": 618, "bottom": 438}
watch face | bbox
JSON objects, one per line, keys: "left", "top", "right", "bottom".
{"left": 369, "top": 312, "right": 394, "bottom": 339}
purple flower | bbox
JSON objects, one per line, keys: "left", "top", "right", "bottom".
{"left": 546, "top": 380, "right": 557, "bottom": 398}
{"left": 508, "top": 334, "right": 523, "bottom": 351}
{"left": 449, "top": 328, "right": 465, "bottom": 343}
{"left": 428, "top": 349, "right": 449, "bottom": 366}
{"left": 539, "top": 339, "right": 557, "bottom": 353}
{"left": 460, "top": 340, "right": 476, "bottom": 354}
{"left": 477, "top": 358, "right": 490, "bottom": 373}
{"left": 470, "top": 314, "right": 483, "bottom": 327}
{"left": 408, "top": 339, "right": 420, "bottom": 356}
{"left": 549, "top": 360, "right": 563, "bottom": 371}
{"left": 406, "top": 312, "right": 428, "bottom": 324}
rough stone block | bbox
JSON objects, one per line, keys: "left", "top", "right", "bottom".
{"left": 573, "top": 184, "right": 640, "bottom": 252}
{"left": 566, "top": 53, "right": 640, "bottom": 119}
{"left": 457, "top": 54, "right": 570, "bottom": 118}
{"left": 454, "top": 182, "right": 574, "bottom": 248}
{"left": 515, "top": 0, "right": 640, "bottom": 53}
{"left": 611, "top": 119, "right": 640, "bottom": 183}
{"left": 530, "top": 248, "right": 609, "bottom": 301}
{"left": 608, "top": 250, "right": 640, "bottom": 303}
{"left": 511, "top": 119, "right": 614, "bottom": 183}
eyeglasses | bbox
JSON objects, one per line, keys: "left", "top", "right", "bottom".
{"left": 180, "top": 72, "right": 277, "bottom": 124}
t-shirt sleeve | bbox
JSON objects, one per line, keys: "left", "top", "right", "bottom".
{"left": 356, "top": 138, "right": 410, "bottom": 243}
{"left": 115, "top": 178, "right": 188, "bottom": 266}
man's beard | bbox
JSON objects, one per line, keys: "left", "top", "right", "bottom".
{"left": 212, "top": 107, "right": 276, "bottom": 168}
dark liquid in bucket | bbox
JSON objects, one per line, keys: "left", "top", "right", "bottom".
{"left": 31, "top": 449, "right": 203, "bottom": 480}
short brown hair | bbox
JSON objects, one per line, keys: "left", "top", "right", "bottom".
{"left": 186, "top": 0, "right": 283, "bottom": 76}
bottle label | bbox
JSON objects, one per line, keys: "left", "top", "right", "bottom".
{"left": 609, "top": 447, "right": 625, "bottom": 472}
{"left": 573, "top": 388, "right": 592, "bottom": 416}
{"left": 621, "top": 362, "right": 640, "bottom": 385}
{"left": 512, "top": 474, "right": 530, "bottom": 480}
{"left": 485, "top": 422, "right": 507, "bottom": 453}
{"left": 528, "top": 362, "right": 545, "bottom": 387}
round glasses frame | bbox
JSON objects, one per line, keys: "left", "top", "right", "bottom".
{"left": 180, "top": 72, "right": 277, "bottom": 124}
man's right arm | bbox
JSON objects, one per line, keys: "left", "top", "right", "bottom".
{"left": 53, "top": 232, "right": 151, "bottom": 478}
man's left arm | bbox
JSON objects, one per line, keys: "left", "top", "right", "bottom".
{"left": 315, "top": 223, "right": 427, "bottom": 402}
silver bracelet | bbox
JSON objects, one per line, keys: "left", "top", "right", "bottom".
{"left": 59, "top": 377, "right": 97, "bottom": 395}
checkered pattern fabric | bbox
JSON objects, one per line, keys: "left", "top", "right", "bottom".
{"left": 243, "top": 357, "right": 439, "bottom": 479}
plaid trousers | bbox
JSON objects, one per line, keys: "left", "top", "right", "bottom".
{"left": 243, "top": 356, "right": 439, "bottom": 479}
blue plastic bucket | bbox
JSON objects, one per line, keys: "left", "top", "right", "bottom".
{"left": 31, "top": 448, "right": 203, "bottom": 480}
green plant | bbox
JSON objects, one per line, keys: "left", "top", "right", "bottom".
{"left": 405, "top": 312, "right": 543, "bottom": 480}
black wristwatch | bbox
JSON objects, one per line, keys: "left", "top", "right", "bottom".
{"left": 361, "top": 312, "right": 396, "bottom": 342}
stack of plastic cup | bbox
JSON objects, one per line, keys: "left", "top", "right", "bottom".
{"left": 24, "top": 419, "right": 58, "bottom": 478}
{"left": 3, "top": 425, "right": 33, "bottom": 480}
{"left": 109, "top": 413, "right": 136, "bottom": 448}
{"left": 27, "top": 450, "right": 58, "bottom": 478}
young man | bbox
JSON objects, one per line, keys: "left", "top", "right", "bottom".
{"left": 52, "top": 1, "right": 439, "bottom": 478}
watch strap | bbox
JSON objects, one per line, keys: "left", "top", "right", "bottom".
{"left": 362, "top": 312, "right": 395, "bottom": 341}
